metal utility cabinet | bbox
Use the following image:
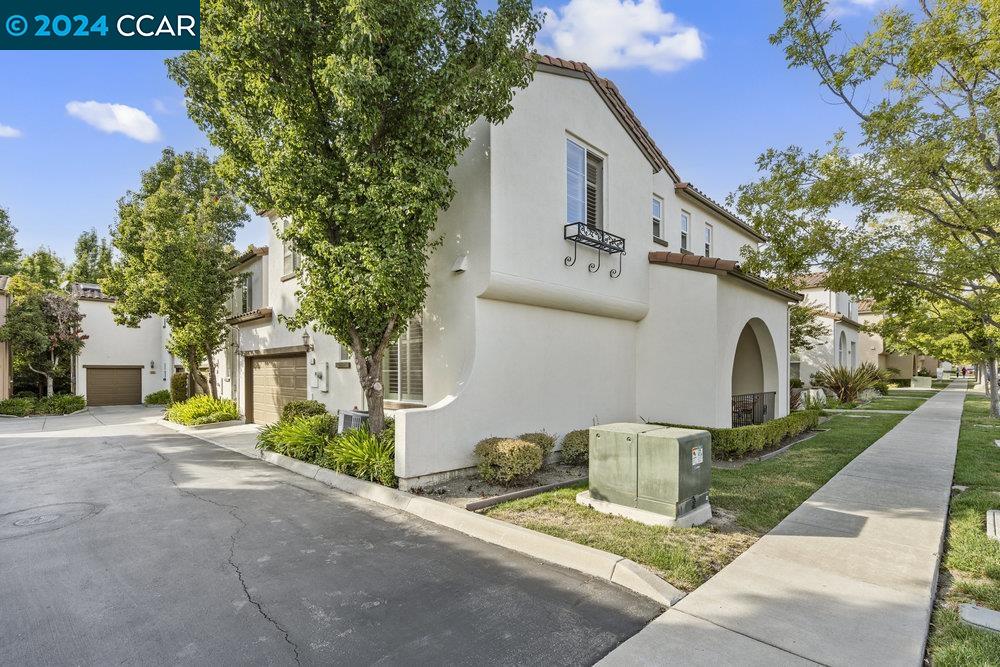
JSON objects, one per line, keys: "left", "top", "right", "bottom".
{"left": 585, "top": 423, "right": 712, "bottom": 526}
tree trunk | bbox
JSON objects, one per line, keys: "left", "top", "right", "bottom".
{"left": 186, "top": 349, "right": 198, "bottom": 398}
{"left": 45, "top": 374, "right": 54, "bottom": 398}
{"left": 990, "top": 357, "right": 999, "bottom": 419}
{"left": 205, "top": 345, "right": 219, "bottom": 400}
{"left": 358, "top": 353, "right": 386, "bottom": 433}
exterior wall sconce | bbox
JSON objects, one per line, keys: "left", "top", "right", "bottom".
{"left": 302, "top": 331, "right": 314, "bottom": 351}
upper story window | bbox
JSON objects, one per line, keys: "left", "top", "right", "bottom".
{"left": 651, "top": 197, "right": 663, "bottom": 239}
{"left": 281, "top": 220, "right": 302, "bottom": 276}
{"left": 704, "top": 224, "right": 713, "bottom": 257}
{"left": 567, "top": 139, "right": 604, "bottom": 229}
{"left": 383, "top": 316, "right": 423, "bottom": 403}
{"left": 237, "top": 272, "right": 253, "bottom": 314}
{"left": 680, "top": 210, "right": 690, "bottom": 251}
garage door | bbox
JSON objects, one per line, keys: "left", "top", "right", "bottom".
{"left": 249, "top": 355, "right": 307, "bottom": 424}
{"left": 85, "top": 366, "right": 142, "bottom": 406}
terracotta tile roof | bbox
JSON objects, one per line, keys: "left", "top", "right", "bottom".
{"left": 68, "top": 282, "right": 115, "bottom": 302}
{"left": 674, "top": 182, "right": 767, "bottom": 242}
{"left": 226, "top": 307, "right": 273, "bottom": 326}
{"left": 536, "top": 55, "right": 681, "bottom": 183}
{"left": 793, "top": 272, "right": 829, "bottom": 289}
{"left": 230, "top": 245, "right": 268, "bottom": 270}
{"left": 858, "top": 299, "right": 877, "bottom": 314}
{"left": 648, "top": 251, "right": 803, "bottom": 302}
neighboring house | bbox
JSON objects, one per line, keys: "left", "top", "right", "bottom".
{"left": 218, "top": 55, "right": 802, "bottom": 489}
{"left": 791, "top": 272, "right": 861, "bottom": 385}
{"left": 857, "top": 300, "right": 939, "bottom": 380}
{"left": 69, "top": 283, "right": 174, "bottom": 406}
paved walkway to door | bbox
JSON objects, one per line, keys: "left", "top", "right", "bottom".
{"left": 601, "top": 382, "right": 967, "bottom": 667}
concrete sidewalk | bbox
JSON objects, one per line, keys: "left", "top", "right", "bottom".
{"left": 602, "top": 383, "right": 967, "bottom": 667}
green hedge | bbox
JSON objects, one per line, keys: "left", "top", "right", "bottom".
{"left": 654, "top": 409, "right": 822, "bottom": 460}
{"left": 474, "top": 437, "right": 543, "bottom": 486}
{"left": 0, "top": 394, "right": 86, "bottom": 416}
{"left": 144, "top": 389, "right": 172, "bottom": 405}
{"left": 166, "top": 395, "right": 239, "bottom": 425}
{"left": 560, "top": 429, "right": 590, "bottom": 465}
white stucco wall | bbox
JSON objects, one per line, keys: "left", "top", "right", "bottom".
{"left": 75, "top": 300, "right": 172, "bottom": 401}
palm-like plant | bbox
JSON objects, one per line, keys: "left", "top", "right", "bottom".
{"left": 813, "top": 362, "right": 883, "bottom": 403}
{"left": 325, "top": 425, "right": 396, "bottom": 487}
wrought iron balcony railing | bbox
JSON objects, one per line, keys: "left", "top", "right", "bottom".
{"left": 732, "top": 391, "right": 776, "bottom": 427}
{"left": 564, "top": 222, "right": 626, "bottom": 278}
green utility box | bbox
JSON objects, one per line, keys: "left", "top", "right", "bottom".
{"left": 589, "top": 423, "right": 659, "bottom": 506}
{"left": 637, "top": 427, "right": 711, "bottom": 518}
{"left": 588, "top": 424, "right": 711, "bottom": 520}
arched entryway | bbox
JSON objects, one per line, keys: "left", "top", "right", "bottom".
{"left": 838, "top": 330, "right": 848, "bottom": 367}
{"left": 731, "top": 319, "right": 780, "bottom": 427}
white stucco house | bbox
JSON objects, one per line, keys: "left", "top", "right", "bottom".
{"left": 216, "top": 55, "right": 802, "bottom": 489}
{"left": 791, "top": 273, "right": 861, "bottom": 386}
{"left": 69, "top": 283, "right": 174, "bottom": 405}
{"left": 857, "top": 300, "right": 939, "bottom": 380}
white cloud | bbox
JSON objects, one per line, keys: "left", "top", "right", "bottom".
{"left": 828, "top": 0, "right": 888, "bottom": 17}
{"left": 537, "top": 0, "right": 704, "bottom": 73}
{"left": 65, "top": 101, "right": 161, "bottom": 142}
{"left": 0, "top": 124, "right": 22, "bottom": 139}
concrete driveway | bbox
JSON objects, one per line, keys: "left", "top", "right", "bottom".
{"left": 0, "top": 407, "right": 658, "bottom": 666}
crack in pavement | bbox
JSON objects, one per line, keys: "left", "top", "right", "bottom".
{"left": 166, "top": 469, "right": 302, "bottom": 664}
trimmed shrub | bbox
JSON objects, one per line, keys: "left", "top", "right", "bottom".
{"left": 0, "top": 395, "right": 86, "bottom": 416}
{"left": 144, "top": 389, "right": 172, "bottom": 406}
{"left": 38, "top": 394, "right": 86, "bottom": 414}
{"left": 258, "top": 414, "right": 337, "bottom": 462}
{"left": 281, "top": 399, "right": 327, "bottom": 421}
{"left": 170, "top": 372, "right": 189, "bottom": 404}
{"left": 474, "top": 437, "right": 543, "bottom": 486}
{"left": 517, "top": 432, "right": 556, "bottom": 459}
{"left": 560, "top": 429, "right": 590, "bottom": 465}
{"left": 0, "top": 397, "right": 36, "bottom": 416}
{"left": 655, "top": 409, "right": 822, "bottom": 460}
{"left": 789, "top": 378, "right": 804, "bottom": 389}
{"left": 166, "top": 395, "right": 239, "bottom": 425}
{"left": 325, "top": 425, "right": 396, "bottom": 487}
{"left": 812, "top": 362, "right": 881, "bottom": 403}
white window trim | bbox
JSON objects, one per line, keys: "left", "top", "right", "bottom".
{"left": 680, "top": 210, "right": 690, "bottom": 251}
{"left": 704, "top": 223, "right": 713, "bottom": 257}
{"left": 566, "top": 136, "right": 607, "bottom": 230}
{"left": 652, "top": 195, "right": 663, "bottom": 239}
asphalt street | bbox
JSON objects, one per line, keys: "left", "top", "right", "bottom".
{"left": 0, "top": 407, "right": 659, "bottom": 666}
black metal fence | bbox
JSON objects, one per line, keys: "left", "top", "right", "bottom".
{"left": 732, "top": 391, "right": 776, "bottom": 427}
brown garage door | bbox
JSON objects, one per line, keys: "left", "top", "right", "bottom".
{"left": 249, "top": 355, "right": 307, "bottom": 424}
{"left": 85, "top": 366, "right": 142, "bottom": 406}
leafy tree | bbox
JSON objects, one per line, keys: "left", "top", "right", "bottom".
{"left": 790, "top": 302, "right": 831, "bottom": 353}
{"left": 103, "top": 148, "right": 247, "bottom": 399}
{"left": 168, "top": 0, "right": 541, "bottom": 432}
{"left": 735, "top": 0, "right": 1000, "bottom": 414}
{"left": 0, "top": 276, "right": 87, "bottom": 397}
{"left": 65, "top": 228, "right": 113, "bottom": 284}
{"left": 0, "top": 207, "right": 22, "bottom": 276}
{"left": 19, "top": 247, "right": 65, "bottom": 288}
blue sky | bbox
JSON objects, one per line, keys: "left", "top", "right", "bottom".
{"left": 0, "top": 0, "right": 884, "bottom": 261}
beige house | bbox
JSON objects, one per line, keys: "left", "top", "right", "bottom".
{"left": 857, "top": 300, "right": 939, "bottom": 380}
{"left": 791, "top": 273, "right": 861, "bottom": 385}
{"left": 216, "top": 55, "right": 803, "bottom": 488}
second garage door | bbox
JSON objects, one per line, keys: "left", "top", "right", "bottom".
{"left": 85, "top": 366, "right": 142, "bottom": 406}
{"left": 249, "top": 355, "right": 307, "bottom": 424}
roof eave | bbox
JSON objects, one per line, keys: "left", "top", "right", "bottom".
{"left": 675, "top": 184, "right": 767, "bottom": 243}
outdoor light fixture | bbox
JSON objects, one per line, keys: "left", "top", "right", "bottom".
{"left": 302, "top": 331, "right": 313, "bottom": 351}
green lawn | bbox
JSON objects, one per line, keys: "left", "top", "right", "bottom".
{"left": 887, "top": 389, "right": 940, "bottom": 399}
{"left": 485, "top": 412, "right": 903, "bottom": 590}
{"left": 855, "top": 396, "right": 927, "bottom": 411}
{"left": 928, "top": 392, "right": 1000, "bottom": 665}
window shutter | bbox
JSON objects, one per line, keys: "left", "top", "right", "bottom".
{"left": 566, "top": 140, "right": 586, "bottom": 224}
{"left": 586, "top": 154, "right": 602, "bottom": 229}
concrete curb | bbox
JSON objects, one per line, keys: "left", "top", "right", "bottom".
{"left": 156, "top": 418, "right": 246, "bottom": 432}
{"left": 168, "top": 425, "right": 684, "bottom": 608}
